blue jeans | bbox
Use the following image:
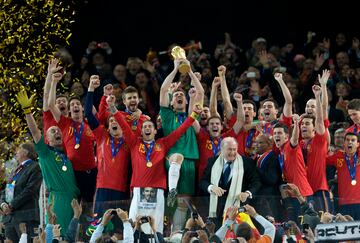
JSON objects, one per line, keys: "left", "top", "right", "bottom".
{"left": 339, "top": 204, "right": 360, "bottom": 220}
{"left": 308, "top": 190, "right": 334, "bottom": 214}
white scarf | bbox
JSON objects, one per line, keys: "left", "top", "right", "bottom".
{"left": 209, "top": 154, "right": 244, "bottom": 217}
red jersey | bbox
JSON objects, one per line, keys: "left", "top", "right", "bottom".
{"left": 114, "top": 112, "right": 195, "bottom": 190}
{"left": 196, "top": 128, "right": 237, "bottom": 181}
{"left": 92, "top": 125, "right": 130, "bottom": 192}
{"left": 43, "top": 110, "right": 58, "bottom": 134}
{"left": 346, "top": 124, "right": 360, "bottom": 135}
{"left": 300, "top": 133, "right": 329, "bottom": 192}
{"left": 280, "top": 141, "right": 313, "bottom": 196}
{"left": 57, "top": 115, "right": 96, "bottom": 171}
{"left": 235, "top": 129, "right": 259, "bottom": 157}
{"left": 327, "top": 151, "right": 360, "bottom": 205}
{"left": 262, "top": 115, "right": 293, "bottom": 136}
{"left": 98, "top": 96, "right": 149, "bottom": 137}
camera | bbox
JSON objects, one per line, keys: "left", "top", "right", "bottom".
{"left": 246, "top": 72, "right": 256, "bottom": 78}
{"left": 191, "top": 211, "right": 199, "bottom": 220}
{"left": 302, "top": 223, "right": 309, "bottom": 233}
{"left": 238, "top": 206, "right": 246, "bottom": 213}
{"left": 188, "top": 231, "right": 198, "bottom": 238}
{"left": 279, "top": 184, "right": 290, "bottom": 190}
{"left": 282, "top": 222, "right": 291, "bottom": 230}
{"left": 140, "top": 216, "right": 149, "bottom": 224}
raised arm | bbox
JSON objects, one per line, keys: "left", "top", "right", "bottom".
{"left": 232, "top": 93, "right": 245, "bottom": 134}
{"left": 312, "top": 85, "right": 325, "bottom": 135}
{"left": 218, "top": 65, "right": 233, "bottom": 120}
{"left": 97, "top": 84, "right": 113, "bottom": 125}
{"left": 16, "top": 90, "right": 41, "bottom": 143}
{"left": 274, "top": 73, "right": 292, "bottom": 118}
{"left": 188, "top": 87, "right": 201, "bottom": 133}
{"left": 43, "top": 58, "right": 62, "bottom": 111}
{"left": 188, "top": 69, "right": 204, "bottom": 105}
{"left": 85, "top": 75, "right": 101, "bottom": 130}
{"left": 209, "top": 77, "right": 221, "bottom": 117}
{"left": 290, "top": 114, "right": 300, "bottom": 147}
{"left": 318, "top": 70, "right": 330, "bottom": 119}
{"left": 159, "top": 59, "right": 180, "bottom": 107}
{"left": 48, "top": 72, "right": 63, "bottom": 122}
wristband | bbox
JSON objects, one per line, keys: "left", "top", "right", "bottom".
{"left": 190, "top": 112, "right": 199, "bottom": 120}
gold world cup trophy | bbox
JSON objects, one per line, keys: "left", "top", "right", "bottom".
{"left": 171, "top": 46, "right": 190, "bottom": 74}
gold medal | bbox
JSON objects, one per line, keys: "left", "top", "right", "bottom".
{"left": 74, "top": 144, "right": 80, "bottom": 150}
{"left": 132, "top": 125, "right": 137, "bottom": 130}
{"left": 55, "top": 156, "right": 61, "bottom": 162}
{"left": 62, "top": 165, "right": 67, "bottom": 171}
{"left": 146, "top": 161, "right": 152, "bottom": 168}
{"left": 351, "top": 179, "right": 357, "bottom": 186}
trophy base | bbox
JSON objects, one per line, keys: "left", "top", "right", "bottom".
{"left": 178, "top": 63, "right": 190, "bottom": 74}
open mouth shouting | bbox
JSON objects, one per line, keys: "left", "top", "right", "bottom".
{"left": 55, "top": 134, "right": 62, "bottom": 142}
{"left": 264, "top": 111, "right": 271, "bottom": 119}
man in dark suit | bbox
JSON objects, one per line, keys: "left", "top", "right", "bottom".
{"left": 0, "top": 142, "right": 42, "bottom": 242}
{"left": 199, "top": 137, "right": 261, "bottom": 229}
{"left": 252, "top": 134, "right": 284, "bottom": 221}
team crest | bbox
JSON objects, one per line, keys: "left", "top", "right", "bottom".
{"left": 206, "top": 140, "right": 212, "bottom": 150}
{"left": 154, "top": 143, "right": 161, "bottom": 151}
{"left": 139, "top": 144, "right": 145, "bottom": 154}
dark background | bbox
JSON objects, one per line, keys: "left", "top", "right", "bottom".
{"left": 70, "top": 1, "right": 359, "bottom": 64}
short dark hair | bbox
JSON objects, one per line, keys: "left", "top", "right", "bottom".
{"left": 236, "top": 222, "right": 253, "bottom": 240}
{"left": 347, "top": 99, "right": 360, "bottom": 111}
{"left": 243, "top": 99, "right": 257, "bottom": 113}
{"left": 206, "top": 115, "right": 223, "bottom": 126}
{"left": 21, "top": 142, "right": 38, "bottom": 160}
{"left": 122, "top": 86, "right": 139, "bottom": 100}
{"left": 68, "top": 95, "right": 81, "bottom": 105}
{"left": 274, "top": 123, "right": 289, "bottom": 134}
{"left": 344, "top": 132, "right": 360, "bottom": 142}
{"left": 262, "top": 98, "right": 279, "bottom": 109}
{"left": 302, "top": 114, "right": 316, "bottom": 126}
{"left": 142, "top": 119, "right": 155, "bottom": 127}
{"left": 56, "top": 93, "right": 68, "bottom": 100}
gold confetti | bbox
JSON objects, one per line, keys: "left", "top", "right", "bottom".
{"left": 0, "top": 0, "right": 77, "bottom": 181}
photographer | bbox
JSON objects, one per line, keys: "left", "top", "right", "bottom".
{"left": 181, "top": 214, "right": 209, "bottom": 243}
{"left": 133, "top": 215, "right": 165, "bottom": 243}
{"left": 215, "top": 205, "right": 275, "bottom": 243}
{"left": 90, "top": 208, "right": 134, "bottom": 243}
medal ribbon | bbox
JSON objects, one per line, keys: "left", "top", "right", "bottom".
{"left": 143, "top": 141, "right": 155, "bottom": 163}
{"left": 177, "top": 113, "right": 186, "bottom": 124}
{"left": 110, "top": 136, "right": 123, "bottom": 158}
{"left": 246, "top": 129, "right": 256, "bottom": 148}
{"left": 345, "top": 152, "right": 358, "bottom": 182}
{"left": 48, "top": 145, "right": 67, "bottom": 170}
{"left": 210, "top": 137, "right": 222, "bottom": 156}
{"left": 125, "top": 108, "right": 138, "bottom": 128}
{"left": 278, "top": 152, "right": 285, "bottom": 172}
{"left": 73, "top": 121, "right": 84, "bottom": 146}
